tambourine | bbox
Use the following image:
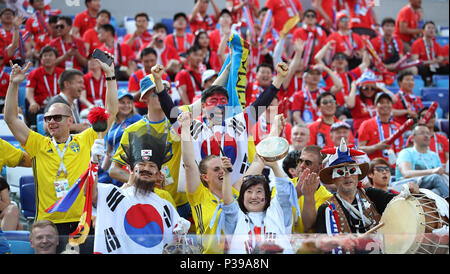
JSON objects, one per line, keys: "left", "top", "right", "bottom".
{"left": 256, "top": 136, "right": 290, "bottom": 162}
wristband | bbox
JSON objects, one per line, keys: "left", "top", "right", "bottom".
{"left": 105, "top": 76, "right": 116, "bottom": 81}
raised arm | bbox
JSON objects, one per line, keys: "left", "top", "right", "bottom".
{"left": 179, "top": 111, "right": 201, "bottom": 193}
{"left": 4, "top": 61, "right": 33, "bottom": 145}
{"left": 94, "top": 52, "right": 118, "bottom": 134}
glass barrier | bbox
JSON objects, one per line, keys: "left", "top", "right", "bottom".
{"left": 2, "top": 232, "right": 448, "bottom": 255}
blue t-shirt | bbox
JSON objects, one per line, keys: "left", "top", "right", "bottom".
{"left": 395, "top": 147, "right": 442, "bottom": 180}
{"left": 106, "top": 114, "right": 142, "bottom": 153}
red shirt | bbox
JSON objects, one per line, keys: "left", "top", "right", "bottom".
{"left": 327, "top": 31, "right": 364, "bottom": 57}
{"left": 49, "top": 36, "right": 87, "bottom": 71}
{"left": 73, "top": 9, "right": 97, "bottom": 37}
{"left": 324, "top": 67, "right": 362, "bottom": 106}
{"left": 392, "top": 90, "right": 423, "bottom": 125}
{"left": 98, "top": 42, "right": 135, "bottom": 67}
{"left": 164, "top": 33, "right": 195, "bottom": 56}
{"left": 83, "top": 71, "right": 107, "bottom": 108}
{"left": 34, "top": 33, "right": 54, "bottom": 54}
{"left": 82, "top": 28, "right": 102, "bottom": 56}
{"left": 251, "top": 118, "right": 292, "bottom": 145}
{"left": 411, "top": 37, "right": 443, "bottom": 63}
{"left": 25, "top": 11, "right": 50, "bottom": 38}
{"left": 406, "top": 132, "right": 449, "bottom": 164}
{"left": 26, "top": 66, "right": 64, "bottom": 106}
{"left": 0, "top": 68, "right": 10, "bottom": 97}
{"left": 189, "top": 13, "right": 217, "bottom": 34}
{"left": 0, "top": 28, "right": 13, "bottom": 50}
{"left": 290, "top": 87, "right": 328, "bottom": 123}
{"left": 346, "top": 0, "right": 375, "bottom": 30}
{"left": 208, "top": 29, "right": 223, "bottom": 53}
{"left": 394, "top": 4, "right": 421, "bottom": 43}
{"left": 441, "top": 44, "right": 449, "bottom": 65}
{"left": 175, "top": 68, "right": 202, "bottom": 104}
{"left": 265, "top": 0, "right": 303, "bottom": 33}
{"left": 313, "top": 0, "right": 342, "bottom": 29}
{"left": 139, "top": 43, "right": 181, "bottom": 68}
{"left": 246, "top": 81, "right": 266, "bottom": 107}
{"left": 370, "top": 35, "right": 404, "bottom": 63}
{"left": 124, "top": 31, "right": 153, "bottom": 54}
{"left": 349, "top": 94, "right": 377, "bottom": 134}
{"left": 229, "top": 0, "right": 260, "bottom": 23}
{"left": 292, "top": 26, "right": 327, "bottom": 66}
{"left": 357, "top": 116, "right": 404, "bottom": 161}
{"left": 307, "top": 117, "right": 355, "bottom": 148}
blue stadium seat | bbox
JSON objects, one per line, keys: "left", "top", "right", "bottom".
{"left": 435, "top": 36, "right": 449, "bottom": 47}
{"left": 116, "top": 27, "right": 127, "bottom": 38}
{"left": 2, "top": 230, "right": 30, "bottom": 241}
{"left": 438, "top": 119, "right": 449, "bottom": 137}
{"left": 387, "top": 87, "right": 400, "bottom": 94}
{"left": 422, "top": 101, "right": 444, "bottom": 119}
{"left": 161, "top": 18, "right": 174, "bottom": 34}
{"left": 2, "top": 230, "right": 34, "bottom": 254}
{"left": 19, "top": 176, "right": 36, "bottom": 221}
{"left": 433, "top": 75, "right": 449, "bottom": 88}
{"left": 421, "top": 88, "right": 449, "bottom": 115}
{"left": 117, "top": 81, "right": 128, "bottom": 90}
{"left": 413, "top": 78, "right": 425, "bottom": 96}
{"left": 36, "top": 114, "right": 45, "bottom": 135}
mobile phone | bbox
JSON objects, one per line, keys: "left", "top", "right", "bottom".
{"left": 92, "top": 48, "right": 114, "bottom": 66}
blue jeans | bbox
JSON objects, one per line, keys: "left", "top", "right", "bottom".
{"left": 418, "top": 174, "right": 449, "bottom": 198}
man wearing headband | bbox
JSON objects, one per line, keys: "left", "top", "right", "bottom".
{"left": 315, "top": 138, "right": 418, "bottom": 252}
{"left": 91, "top": 125, "right": 190, "bottom": 254}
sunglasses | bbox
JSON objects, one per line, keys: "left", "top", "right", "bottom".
{"left": 44, "top": 114, "right": 70, "bottom": 123}
{"left": 332, "top": 165, "right": 362, "bottom": 179}
{"left": 361, "top": 86, "right": 378, "bottom": 92}
{"left": 333, "top": 55, "right": 347, "bottom": 61}
{"left": 374, "top": 166, "right": 390, "bottom": 173}
{"left": 305, "top": 13, "right": 316, "bottom": 18}
{"left": 321, "top": 99, "right": 336, "bottom": 105}
{"left": 242, "top": 175, "right": 267, "bottom": 183}
{"left": 56, "top": 24, "right": 66, "bottom": 29}
{"left": 296, "top": 158, "right": 313, "bottom": 166}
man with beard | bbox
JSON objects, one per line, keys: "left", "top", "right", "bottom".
{"left": 91, "top": 126, "right": 190, "bottom": 254}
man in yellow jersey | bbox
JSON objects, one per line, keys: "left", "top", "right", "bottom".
{"left": 179, "top": 110, "right": 240, "bottom": 254}
{"left": 0, "top": 138, "right": 31, "bottom": 231}
{"left": 291, "top": 145, "right": 333, "bottom": 233}
{"left": 108, "top": 66, "right": 190, "bottom": 220}
{"left": 3, "top": 56, "right": 118, "bottom": 253}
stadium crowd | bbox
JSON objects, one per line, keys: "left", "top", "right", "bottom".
{"left": 0, "top": 0, "right": 448, "bottom": 254}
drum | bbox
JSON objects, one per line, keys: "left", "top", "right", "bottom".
{"left": 377, "top": 192, "right": 449, "bottom": 254}
{"left": 255, "top": 136, "right": 289, "bottom": 162}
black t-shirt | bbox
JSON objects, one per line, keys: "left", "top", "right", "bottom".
{"left": 0, "top": 177, "right": 9, "bottom": 193}
{"left": 316, "top": 187, "right": 396, "bottom": 234}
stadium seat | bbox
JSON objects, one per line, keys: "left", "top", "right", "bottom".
{"left": 2, "top": 230, "right": 30, "bottom": 242}
{"left": 439, "top": 26, "right": 449, "bottom": 37}
{"left": 421, "top": 88, "right": 449, "bottom": 115}
{"left": 161, "top": 18, "right": 174, "bottom": 34}
{"left": 117, "top": 81, "right": 128, "bottom": 90}
{"left": 387, "top": 87, "right": 400, "bottom": 94}
{"left": 7, "top": 240, "right": 34, "bottom": 254}
{"left": 433, "top": 75, "right": 449, "bottom": 88}
{"left": 19, "top": 176, "right": 36, "bottom": 221}
{"left": 422, "top": 101, "right": 444, "bottom": 119}
{"left": 438, "top": 119, "right": 449, "bottom": 136}
{"left": 435, "top": 36, "right": 449, "bottom": 47}
{"left": 412, "top": 78, "right": 425, "bottom": 96}
{"left": 36, "top": 114, "right": 45, "bottom": 135}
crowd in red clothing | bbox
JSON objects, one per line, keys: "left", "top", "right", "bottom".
{"left": 0, "top": 0, "right": 448, "bottom": 166}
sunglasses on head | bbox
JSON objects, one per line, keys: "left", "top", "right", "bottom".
{"left": 44, "top": 114, "right": 70, "bottom": 123}
{"left": 242, "top": 175, "right": 267, "bottom": 183}
{"left": 332, "top": 165, "right": 362, "bottom": 179}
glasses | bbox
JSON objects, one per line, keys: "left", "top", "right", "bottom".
{"left": 56, "top": 24, "right": 65, "bottom": 29}
{"left": 296, "top": 158, "right": 313, "bottom": 166}
{"left": 333, "top": 55, "right": 347, "bottom": 61}
{"left": 305, "top": 13, "right": 316, "bottom": 18}
{"left": 332, "top": 165, "right": 362, "bottom": 179}
{"left": 374, "top": 166, "right": 390, "bottom": 173}
{"left": 43, "top": 114, "right": 70, "bottom": 123}
{"left": 361, "top": 86, "right": 378, "bottom": 92}
{"left": 321, "top": 99, "right": 336, "bottom": 105}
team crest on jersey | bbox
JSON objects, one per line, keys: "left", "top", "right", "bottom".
{"left": 70, "top": 142, "right": 80, "bottom": 153}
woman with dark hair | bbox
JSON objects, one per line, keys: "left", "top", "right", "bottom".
{"left": 193, "top": 30, "right": 221, "bottom": 72}
{"left": 221, "top": 155, "right": 299, "bottom": 254}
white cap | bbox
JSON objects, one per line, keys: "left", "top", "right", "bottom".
{"left": 202, "top": 69, "right": 218, "bottom": 86}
